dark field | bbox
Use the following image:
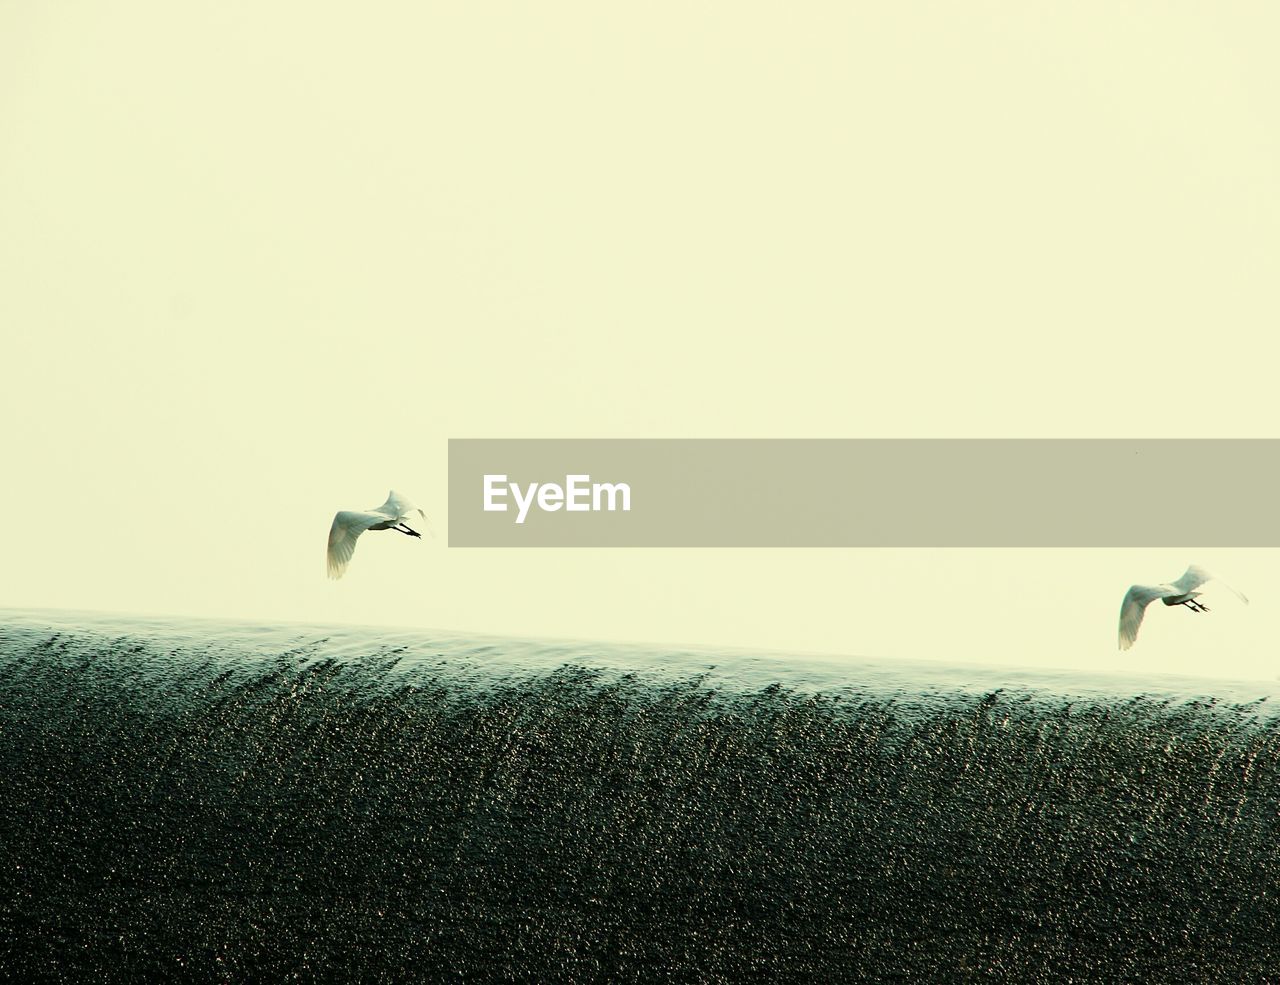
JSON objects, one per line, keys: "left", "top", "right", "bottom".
{"left": 2, "top": 622, "right": 1279, "bottom": 982}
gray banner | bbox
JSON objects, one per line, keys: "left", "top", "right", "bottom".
{"left": 448, "top": 439, "right": 1280, "bottom": 547}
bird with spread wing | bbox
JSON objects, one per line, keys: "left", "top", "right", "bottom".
{"left": 1118, "top": 564, "right": 1248, "bottom": 650}
{"left": 327, "top": 490, "right": 430, "bottom": 579}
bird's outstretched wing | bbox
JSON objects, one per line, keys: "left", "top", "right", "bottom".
{"left": 376, "top": 489, "right": 426, "bottom": 521}
{"left": 1171, "top": 564, "right": 1249, "bottom": 605}
{"left": 376, "top": 489, "right": 434, "bottom": 536}
{"left": 327, "top": 510, "right": 386, "bottom": 579}
{"left": 1119, "top": 584, "right": 1169, "bottom": 650}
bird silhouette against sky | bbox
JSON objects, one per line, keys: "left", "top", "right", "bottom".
{"left": 1118, "top": 564, "right": 1248, "bottom": 650}
{"left": 327, "top": 490, "right": 429, "bottom": 579}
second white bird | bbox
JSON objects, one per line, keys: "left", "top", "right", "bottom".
{"left": 1117, "top": 564, "right": 1248, "bottom": 650}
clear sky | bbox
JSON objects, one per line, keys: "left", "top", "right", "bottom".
{"left": 2, "top": 4, "right": 1279, "bottom": 680}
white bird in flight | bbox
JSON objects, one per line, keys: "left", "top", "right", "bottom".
{"left": 327, "top": 490, "right": 429, "bottom": 579}
{"left": 1118, "top": 564, "right": 1248, "bottom": 650}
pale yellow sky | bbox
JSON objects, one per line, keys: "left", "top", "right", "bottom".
{"left": 2, "top": 4, "right": 1279, "bottom": 679}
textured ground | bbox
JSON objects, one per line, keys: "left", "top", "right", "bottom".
{"left": 2, "top": 623, "right": 1278, "bottom": 982}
